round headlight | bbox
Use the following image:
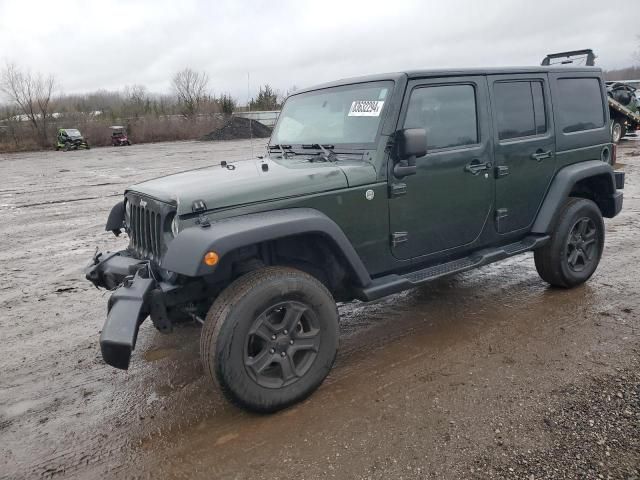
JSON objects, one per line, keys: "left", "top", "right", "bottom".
{"left": 171, "top": 215, "right": 180, "bottom": 237}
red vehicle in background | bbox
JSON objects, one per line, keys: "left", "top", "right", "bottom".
{"left": 110, "top": 126, "right": 131, "bottom": 146}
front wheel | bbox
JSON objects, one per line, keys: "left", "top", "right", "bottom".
{"left": 534, "top": 198, "right": 604, "bottom": 288}
{"left": 201, "top": 267, "right": 339, "bottom": 412}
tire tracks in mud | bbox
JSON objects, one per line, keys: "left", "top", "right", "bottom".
{"left": 2, "top": 138, "right": 639, "bottom": 480}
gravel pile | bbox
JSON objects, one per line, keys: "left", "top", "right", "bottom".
{"left": 472, "top": 356, "right": 640, "bottom": 479}
{"left": 201, "top": 115, "right": 272, "bottom": 141}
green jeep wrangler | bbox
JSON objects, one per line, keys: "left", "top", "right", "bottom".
{"left": 86, "top": 65, "right": 624, "bottom": 412}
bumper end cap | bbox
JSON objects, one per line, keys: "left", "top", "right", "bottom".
{"left": 100, "top": 340, "right": 132, "bottom": 370}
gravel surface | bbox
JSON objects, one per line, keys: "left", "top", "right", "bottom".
{"left": 1, "top": 136, "right": 639, "bottom": 479}
{"left": 472, "top": 358, "right": 640, "bottom": 479}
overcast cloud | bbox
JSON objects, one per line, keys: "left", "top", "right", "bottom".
{"left": 0, "top": 0, "right": 638, "bottom": 102}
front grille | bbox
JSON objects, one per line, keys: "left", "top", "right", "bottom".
{"left": 126, "top": 194, "right": 173, "bottom": 263}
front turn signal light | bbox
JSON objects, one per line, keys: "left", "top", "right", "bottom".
{"left": 203, "top": 251, "right": 219, "bottom": 266}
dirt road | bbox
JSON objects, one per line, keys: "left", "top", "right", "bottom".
{"left": 1, "top": 139, "right": 638, "bottom": 479}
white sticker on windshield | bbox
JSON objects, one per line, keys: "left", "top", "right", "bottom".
{"left": 348, "top": 100, "right": 385, "bottom": 117}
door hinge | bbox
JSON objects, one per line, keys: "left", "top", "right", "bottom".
{"left": 495, "top": 165, "right": 509, "bottom": 178}
{"left": 495, "top": 208, "right": 508, "bottom": 230}
{"left": 391, "top": 232, "right": 408, "bottom": 247}
{"left": 496, "top": 208, "right": 508, "bottom": 219}
{"left": 389, "top": 183, "right": 407, "bottom": 198}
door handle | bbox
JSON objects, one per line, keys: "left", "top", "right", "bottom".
{"left": 464, "top": 159, "right": 492, "bottom": 175}
{"left": 531, "top": 150, "right": 552, "bottom": 162}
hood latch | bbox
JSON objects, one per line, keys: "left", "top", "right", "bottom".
{"left": 192, "top": 200, "right": 210, "bottom": 228}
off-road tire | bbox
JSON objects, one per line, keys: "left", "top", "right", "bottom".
{"left": 611, "top": 120, "right": 623, "bottom": 144}
{"left": 201, "top": 266, "right": 339, "bottom": 413}
{"left": 534, "top": 198, "right": 604, "bottom": 288}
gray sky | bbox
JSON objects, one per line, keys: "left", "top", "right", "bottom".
{"left": 0, "top": 0, "right": 638, "bottom": 101}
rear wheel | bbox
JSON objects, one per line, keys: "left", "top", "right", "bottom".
{"left": 534, "top": 198, "right": 604, "bottom": 288}
{"left": 611, "top": 120, "right": 623, "bottom": 144}
{"left": 201, "top": 266, "right": 339, "bottom": 412}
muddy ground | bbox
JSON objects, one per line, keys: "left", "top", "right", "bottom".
{"left": 1, "top": 138, "right": 639, "bottom": 480}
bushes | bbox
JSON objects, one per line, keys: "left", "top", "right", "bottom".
{"left": 0, "top": 114, "right": 228, "bottom": 152}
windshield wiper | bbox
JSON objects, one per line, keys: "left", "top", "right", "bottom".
{"left": 302, "top": 143, "right": 337, "bottom": 162}
{"left": 268, "top": 144, "right": 294, "bottom": 158}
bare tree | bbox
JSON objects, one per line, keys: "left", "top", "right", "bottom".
{"left": 171, "top": 68, "right": 209, "bottom": 118}
{"left": 0, "top": 104, "right": 22, "bottom": 148}
{"left": 0, "top": 63, "right": 56, "bottom": 146}
{"left": 123, "top": 84, "right": 150, "bottom": 117}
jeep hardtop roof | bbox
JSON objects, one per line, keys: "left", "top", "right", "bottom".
{"left": 295, "top": 66, "right": 602, "bottom": 94}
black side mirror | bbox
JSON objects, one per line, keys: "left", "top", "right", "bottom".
{"left": 393, "top": 128, "right": 427, "bottom": 178}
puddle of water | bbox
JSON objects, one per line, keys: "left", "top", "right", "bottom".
{"left": 143, "top": 347, "right": 177, "bottom": 362}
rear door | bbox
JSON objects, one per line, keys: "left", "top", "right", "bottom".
{"left": 389, "top": 76, "right": 494, "bottom": 259}
{"left": 489, "top": 74, "right": 555, "bottom": 234}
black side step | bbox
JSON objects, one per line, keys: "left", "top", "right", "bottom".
{"left": 357, "top": 235, "right": 549, "bottom": 301}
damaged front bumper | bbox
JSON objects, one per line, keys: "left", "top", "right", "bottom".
{"left": 102, "top": 270, "right": 155, "bottom": 369}
{"left": 85, "top": 250, "right": 209, "bottom": 370}
{"left": 85, "top": 251, "right": 156, "bottom": 369}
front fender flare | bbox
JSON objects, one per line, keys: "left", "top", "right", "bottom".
{"left": 162, "top": 208, "right": 372, "bottom": 287}
{"left": 532, "top": 160, "right": 618, "bottom": 234}
{"left": 105, "top": 201, "right": 125, "bottom": 234}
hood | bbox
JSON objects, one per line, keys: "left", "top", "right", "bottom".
{"left": 127, "top": 156, "right": 377, "bottom": 215}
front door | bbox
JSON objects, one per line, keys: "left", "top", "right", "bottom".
{"left": 389, "top": 76, "right": 494, "bottom": 260}
{"left": 488, "top": 74, "right": 556, "bottom": 234}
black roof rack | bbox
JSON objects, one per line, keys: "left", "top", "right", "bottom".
{"left": 541, "top": 49, "right": 596, "bottom": 67}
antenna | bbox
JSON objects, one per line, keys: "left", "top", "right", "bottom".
{"left": 247, "top": 72, "right": 254, "bottom": 158}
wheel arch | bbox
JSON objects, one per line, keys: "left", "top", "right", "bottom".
{"left": 532, "top": 160, "right": 619, "bottom": 234}
{"left": 162, "top": 208, "right": 372, "bottom": 290}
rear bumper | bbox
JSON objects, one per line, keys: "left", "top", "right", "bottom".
{"left": 603, "top": 171, "right": 625, "bottom": 218}
{"left": 600, "top": 190, "right": 623, "bottom": 218}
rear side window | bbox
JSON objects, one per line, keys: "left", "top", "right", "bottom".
{"left": 404, "top": 84, "right": 478, "bottom": 150}
{"left": 494, "top": 81, "right": 547, "bottom": 140}
{"left": 556, "top": 78, "right": 605, "bottom": 133}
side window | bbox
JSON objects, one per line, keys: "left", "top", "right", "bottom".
{"left": 556, "top": 78, "right": 605, "bottom": 133}
{"left": 532, "top": 82, "right": 547, "bottom": 134}
{"left": 404, "top": 84, "right": 478, "bottom": 150}
{"left": 494, "top": 81, "right": 547, "bottom": 140}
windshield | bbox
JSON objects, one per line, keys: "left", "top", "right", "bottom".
{"left": 65, "top": 129, "right": 81, "bottom": 137}
{"left": 271, "top": 81, "right": 393, "bottom": 147}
